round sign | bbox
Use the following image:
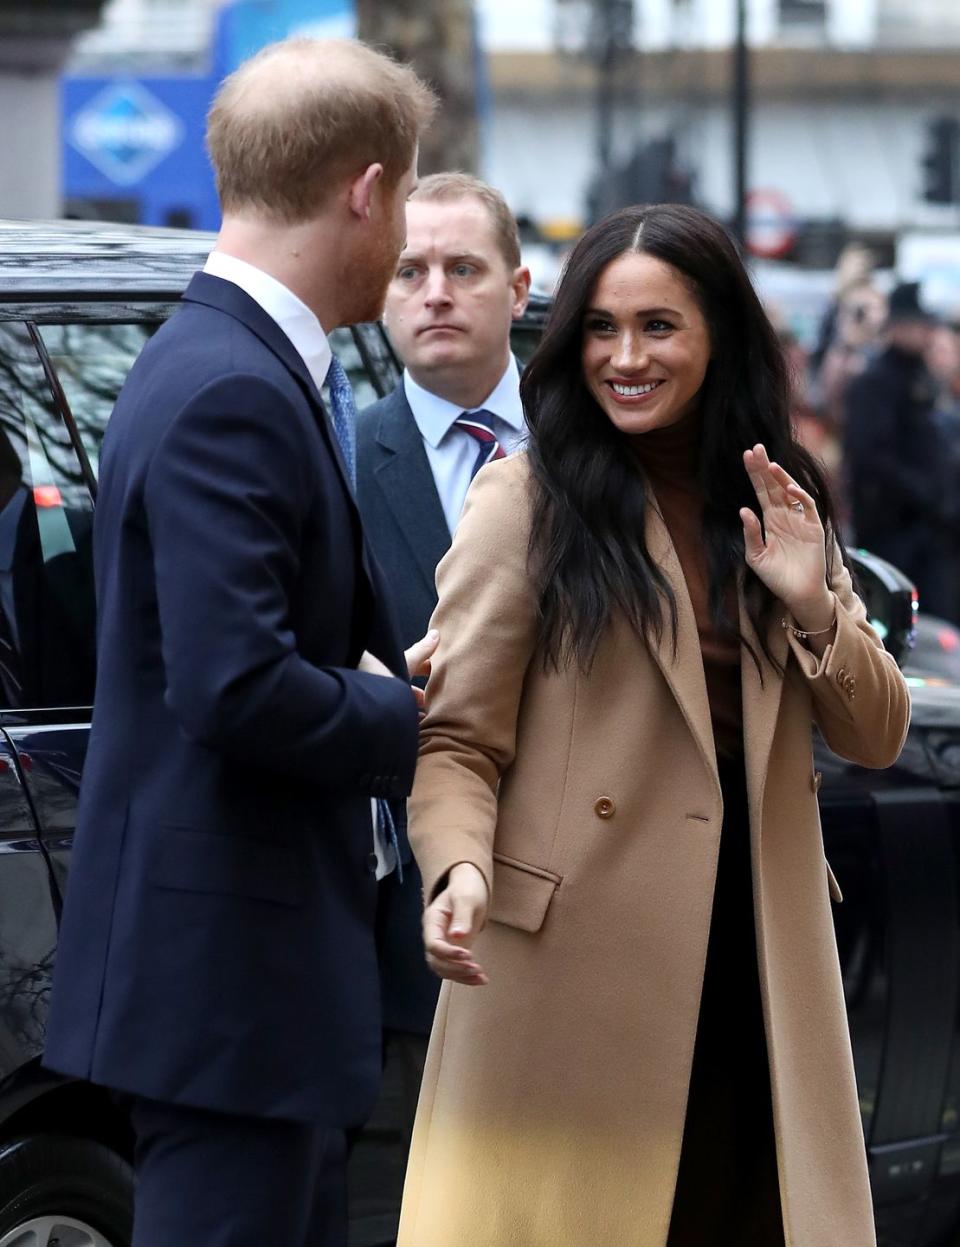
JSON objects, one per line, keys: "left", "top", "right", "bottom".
{"left": 746, "top": 188, "right": 797, "bottom": 259}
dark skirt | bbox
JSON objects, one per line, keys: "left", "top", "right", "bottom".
{"left": 666, "top": 754, "right": 785, "bottom": 1247}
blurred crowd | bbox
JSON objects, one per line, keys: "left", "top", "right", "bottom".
{"left": 777, "top": 244, "right": 960, "bottom": 623}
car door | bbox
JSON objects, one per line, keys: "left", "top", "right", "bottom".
{"left": 0, "top": 317, "right": 112, "bottom": 1079}
{"left": 0, "top": 318, "right": 159, "bottom": 909}
{"left": 9, "top": 316, "right": 394, "bottom": 900}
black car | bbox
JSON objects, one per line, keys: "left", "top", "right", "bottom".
{"left": 0, "top": 218, "right": 954, "bottom": 1247}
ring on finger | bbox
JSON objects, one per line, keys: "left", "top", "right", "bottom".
{"left": 790, "top": 500, "right": 804, "bottom": 513}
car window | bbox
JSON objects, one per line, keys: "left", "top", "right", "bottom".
{"left": 0, "top": 323, "right": 96, "bottom": 710}
{"left": 328, "top": 327, "right": 383, "bottom": 408}
{"left": 36, "top": 323, "right": 158, "bottom": 478}
{"left": 41, "top": 324, "right": 386, "bottom": 473}
{"left": 509, "top": 323, "right": 542, "bottom": 366}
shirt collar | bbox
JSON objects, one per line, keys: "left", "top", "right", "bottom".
{"left": 204, "top": 250, "right": 332, "bottom": 394}
{"left": 403, "top": 357, "right": 525, "bottom": 450}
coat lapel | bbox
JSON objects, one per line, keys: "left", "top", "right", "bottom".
{"left": 373, "top": 393, "right": 451, "bottom": 594}
{"left": 181, "top": 272, "right": 357, "bottom": 506}
{"left": 181, "top": 272, "right": 386, "bottom": 630}
{"left": 643, "top": 503, "right": 719, "bottom": 787}
{"left": 739, "top": 590, "right": 789, "bottom": 820}
{"left": 644, "top": 505, "right": 792, "bottom": 816}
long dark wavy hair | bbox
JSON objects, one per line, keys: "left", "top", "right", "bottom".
{"left": 520, "top": 202, "right": 843, "bottom": 673}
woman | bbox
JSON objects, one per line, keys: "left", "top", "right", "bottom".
{"left": 397, "top": 204, "right": 909, "bottom": 1247}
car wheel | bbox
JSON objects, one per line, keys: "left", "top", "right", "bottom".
{"left": 0, "top": 1135, "right": 132, "bottom": 1247}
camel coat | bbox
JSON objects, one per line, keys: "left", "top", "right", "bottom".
{"left": 399, "top": 454, "right": 910, "bottom": 1247}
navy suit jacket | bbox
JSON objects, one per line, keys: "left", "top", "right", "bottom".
{"left": 356, "top": 385, "right": 453, "bottom": 1034}
{"left": 44, "top": 273, "right": 419, "bottom": 1127}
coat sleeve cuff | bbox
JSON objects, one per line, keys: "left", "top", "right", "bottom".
{"left": 420, "top": 842, "right": 494, "bottom": 909}
{"left": 784, "top": 590, "right": 860, "bottom": 721}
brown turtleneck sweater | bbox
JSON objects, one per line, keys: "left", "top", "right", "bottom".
{"left": 632, "top": 413, "right": 744, "bottom": 761}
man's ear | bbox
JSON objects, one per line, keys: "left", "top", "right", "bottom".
{"left": 348, "top": 162, "right": 385, "bottom": 221}
{"left": 510, "top": 266, "right": 533, "bottom": 319}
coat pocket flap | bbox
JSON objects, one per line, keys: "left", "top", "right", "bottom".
{"left": 489, "top": 853, "right": 561, "bottom": 933}
{"left": 825, "top": 858, "right": 843, "bottom": 904}
{"left": 152, "top": 827, "right": 305, "bottom": 908}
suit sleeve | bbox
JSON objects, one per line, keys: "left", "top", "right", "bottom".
{"left": 143, "top": 373, "right": 419, "bottom": 796}
{"left": 784, "top": 540, "right": 910, "bottom": 769}
{"left": 408, "top": 458, "right": 539, "bottom": 904}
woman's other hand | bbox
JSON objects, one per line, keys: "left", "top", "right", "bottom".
{"left": 740, "top": 443, "right": 835, "bottom": 634}
{"left": 405, "top": 628, "right": 439, "bottom": 713}
{"left": 405, "top": 629, "right": 439, "bottom": 681}
{"left": 359, "top": 630, "right": 439, "bottom": 713}
{"left": 423, "top": 862, "right": 490, "bottom": 986}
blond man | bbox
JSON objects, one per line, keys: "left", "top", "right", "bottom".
{"left": 44, "top": 38, "right": 434, "bottom": 1247}
{"left": 355, "top": 174, "right": 530, "bottom": 1211}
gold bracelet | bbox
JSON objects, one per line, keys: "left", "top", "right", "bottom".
{"left": 781, "top": 613, "right": 836, "bottom": 640}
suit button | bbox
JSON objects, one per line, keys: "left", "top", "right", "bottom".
{"left": 594, "top": 796, "right": 616, "bottom": 819}
{"left": 366, "top": 852, "right": 379, "bottom": 875}
{"left": 812, "top": 770, "right": 822, "bottom": 793}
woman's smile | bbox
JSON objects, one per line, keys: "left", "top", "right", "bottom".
{"left": 606, "top": 378, "right": 666, "bottom": 403}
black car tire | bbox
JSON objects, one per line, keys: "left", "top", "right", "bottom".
{"left": 0, "top": 1134, "right": 132, "bottom": 1247}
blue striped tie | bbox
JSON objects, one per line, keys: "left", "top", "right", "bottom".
{"left": 325, "top": 352, "right": 401, "bottom": 879}
{"left": 325, "top": 353, "right": 357, "bottom": 487}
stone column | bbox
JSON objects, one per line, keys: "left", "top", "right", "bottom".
{"left": 0, "top": 1, "right": 107, "bottom": 217}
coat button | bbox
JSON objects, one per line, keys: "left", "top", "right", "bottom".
{"left": 594, "top": 796, "right": 616, "bottom": 819}
{"left": 811, "top": 770, "right": 822, "bottom": 793}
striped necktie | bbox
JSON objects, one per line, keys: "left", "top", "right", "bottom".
{"left": 325, "top": 353, "right": 357, "bottom": 488}
{"left": 455, "top": 410, "right": 507, "bottom": 480}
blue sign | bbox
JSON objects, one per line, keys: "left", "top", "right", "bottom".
{"left": 61, "top": 0, "right": 356, "bottom": 230}
{"left": 68, "top": 81, "right": 184, "bottom": 187}
{"left": 63, "top": 75, "right": 220, "bottom": 229}
{"left": 214, "top": 1, "right": 355, "bottom": 80}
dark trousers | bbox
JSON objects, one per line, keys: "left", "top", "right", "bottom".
{"left": 667, "top": 754, "right": 785, "bottom": 1247}
{"left": 130, "top": 1095, "right": 348, "bottom": 1247}
{"left": 386, "top": 1029, "right": 429, "bottom": 1150}
{"left": 345, "top": 1030, "right": 429, "bottom": 1245}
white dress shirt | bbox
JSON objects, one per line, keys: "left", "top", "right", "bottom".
{"left": 403, "top": 359, "right": 528, "bottom": 536}
{"left": 202, "top": 252, "right": 395, "bottom": 879}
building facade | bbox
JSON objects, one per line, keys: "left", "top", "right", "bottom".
{"left": 486, "top": 0, "right": 960, "bottom": 253}
{"left": 61, "top": 0, "right": 960, "bottom": 261}
{"left": 0, "top": 0, "right": 107, "bottom": 216}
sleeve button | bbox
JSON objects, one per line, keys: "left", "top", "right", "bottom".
{"left": 594, "top": 796, "right": 616, "bottom": 819}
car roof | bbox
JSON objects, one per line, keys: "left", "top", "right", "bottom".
{"left": 0, "top": 220, "right": 555, "bottom": 324}
{"left": 0, "top": 218, "right": 217, "bottom": 299}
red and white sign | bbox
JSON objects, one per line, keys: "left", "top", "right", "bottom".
{"left": 746, "top": 188, "right": 797, "bottom": 259}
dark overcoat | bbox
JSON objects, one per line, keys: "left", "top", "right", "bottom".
{"left": 44, "top": 273, "right": 419, "bottom": 1127}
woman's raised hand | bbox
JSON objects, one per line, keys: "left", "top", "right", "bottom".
{"left": 422, "top": 862, "right": 490, "bottom": 987}
{"left": 740, "top": 443, "right": 834, "bottom": 631}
